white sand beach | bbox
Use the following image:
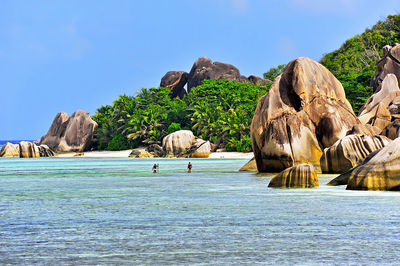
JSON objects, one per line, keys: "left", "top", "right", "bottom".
{"left": 57, "top": 150, "right": 253, "bottom": 159}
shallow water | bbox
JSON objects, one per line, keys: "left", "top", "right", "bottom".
{"left": 1, "top": 157, "right": 400, "bottom": 265}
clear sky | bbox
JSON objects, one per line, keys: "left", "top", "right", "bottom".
{"left": 1, "top": 0, "right": 399, "bottom": 140}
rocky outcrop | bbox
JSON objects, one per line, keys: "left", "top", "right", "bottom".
{"left": 129, "top": 149, "right": 154, "bottom": 158}
{"left": 381, "top": 119, "right": 400, "bottom": 140}
{"left": 371, "top": 44, "right": 400, "bottom": 92}
{"left": 190, "top": 139, "right": 211, "bottom": 158}
{"left": 0, "top": 142, "right": 19, "bottom": 157}
{"left": 358, "top": 74, "right": 400, "bottom": 130}
{"left": 251, "top": 57, "right": 374, "bottom": 173}
{"left": 187, "top": 57, "right": 242, "bottom": 92}
{"left": 248, "top": 75, "right": 271, "bottom": 86}
{"left": 1, "top": 141, "right": 55, "bottom": 158}
{"left": 186, "top": 57, "right": 269, "bottom": 91}
{"left": 19, "top": 141, "right": 40, "bottom": 158}
{"left": 268, "top": 164, "right": 319, "bottom": 188}
{"left": 239, "top": 158, "right": 257, "bottom": 171}
{"left": 344, "top": 137, "right": 400, "bottom": 191}
{"left": 38, "top": 144, "right": 56, "bottom": 157}
{"left": 160, "top": 71, "right": 188, "bottom": 99}
{"left": 320, "top": 134, "right": 390, "bottom": 173}
{"left": 145, "top": 144, "right": 164, "bottom": 157}
{"left": 162, "top": 130, "right": 196, "bottom": 156}
{"left": 40, "top": 110, "right": 97, "bottom": 153}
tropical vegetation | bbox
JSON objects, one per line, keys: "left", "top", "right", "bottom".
{"left": 92, "top": 80, "right": 270, "bottom": 151}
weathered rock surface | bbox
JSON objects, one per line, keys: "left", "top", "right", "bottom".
{"left": 19, "top": 141, "right": 40, "bottom": 158}
{"left": 251, "top": 57, "right": 373, "bottom": 173}
{"left": 320, "top": 134, "right": 390, "bottom": 173}
{"left": 190, "top": 139, "right": 211, "bottom": 158}
{"left": 187, "top": 57, "right": 242, "bottom": 91}
{"left": 145, "top": 144, "right": 164, "bottom": 157}
{"left": 371, "top": 44, "right": 400, "bottom": 92}
{"left": 344, "top": 137, "right": 400, "bottom": 190}
{"left": 40, "top": 110, "right": 97, "bottom": 153}
{"left": 239, "top": 158, "right": 257, "bottom": 171}
{"left": 248, "top": 75, "right": 271, "bottom": 86}
{"left": 268, "top": 164, "right": 319, "bottom": 188}
{"left": 358, "top": 74, "right": 400, "bottom": 130}
{"left": 0, "top": 142, "right": 20, "bottom": 157}
{"left": 162, "top": 130, "right": 195, "bottom": 156}
{"left": 381, "top": 119, "right": 400, "bottom": 140}
{"left": 129, "top": 149, "right": 154, "bottom": 158}
{"left": 160, "top": 71, "right": 188, "bottom": 99}
{"left": 38, "top": 144, "right": 56, "bottom": 157}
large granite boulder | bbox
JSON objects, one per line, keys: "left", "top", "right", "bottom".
{"left": 268, "top": 164, "right": 319, "bottom": 188}
{"left": 162, "top": 130, "right": 196, "bottom": 156}
{"left": 320, "top": 134, "right": 390, "bottom": 173}
{"left": 190, "top": 139, "right": 211, "bottom": 158}
{"left": 250, "top": 57, "right": 373, "bottom": 173}
{"left": 344, "top": 136, "right": 400, "bottom": 191}
{"left": 358, "top": 74, "right": 400, "bottom": 130}
{"left": 40, "top": 110, "right": 97, "bottom": 153}
{"left": 187, "top": 57, "right": 242, "bottom": 91}
{"left": 381, "top": 119, "right": 400, "bottom": 140}
{"left": 19, "top": 141, "right": 40, "bottom": 158}
{"left": 0, "top": 142, "right": 19, "bottom": 157}
{"left": 371, "top": 44, "right": 400, "bottom": 92}
{"left": 160, "top": 71, "right": 188, "bottom": 99}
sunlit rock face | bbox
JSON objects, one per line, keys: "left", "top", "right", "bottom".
{"left": 268, "top": 164, "right": 319, "bottom": 188}
{"left": 160, "top": 71, "right": 188, "bottom": 99}
{"left": 0, "top": 142, "right": 20, "bottom": 157}
{"left": 19, "top": 141, "right": 40, "bottom": 158}
{"left": 358, "top": 74, "right": 400, "bottom": 131}
{"left": 371, "top": 44, "right": 400, "bottom": 92}
{"left": 250, "top": 57, "right": 373, "bottom": 173}
{"left": 344, "top": 137, "right": 400, "bottom": 191}
{"left": 190, "top": 139, "right": 211, "bottom": 158}
{"left": 320, "top": 134, "right": 390, "bottom": 173}
{"left": 162, "top": 130, "right": 195, "bottom": 156}
{"left": 40, "top": 110, "right": 97, "bottom": 153}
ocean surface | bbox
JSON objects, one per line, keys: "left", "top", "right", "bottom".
{"left": 1, "top": 157, "right": 400, "bottom": 265}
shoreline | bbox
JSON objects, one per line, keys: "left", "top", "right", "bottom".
{"left": 57, "top": 150, "right": 253, "bottom": 159}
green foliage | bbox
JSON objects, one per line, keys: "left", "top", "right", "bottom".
{"left": 92, "top": 87, "right": 190, "bottom": 150}
{"left": 106, "top": 133, "right": 130, "bottom": 151}
{"left": 92, "top": 79, "right": 269, "bottom": 152}
{"left": 186, "top": 79, "right": 269, "bottom": 152}
{"left": 167, "top": 122, "right": 181, "bottom": 135}
{"left": 263, "top": 64, "right": 286, "bottom": 81}
{"left": 320, "top": 14, "right": 400, "bottom": 113}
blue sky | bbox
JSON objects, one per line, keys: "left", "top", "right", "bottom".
{"left": 1, "top": 0, "right": 399, "bottom": 139}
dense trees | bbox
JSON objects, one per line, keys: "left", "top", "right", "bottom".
{"left": 92, "top": 80, "right": 270, "bottom": 152}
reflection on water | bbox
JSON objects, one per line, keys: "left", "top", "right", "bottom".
{"left": 1, "top": 157, "right": 400, "bottom": 264}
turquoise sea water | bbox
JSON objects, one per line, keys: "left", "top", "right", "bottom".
{"left": 1, "top": 157, "right": 400, "bottom": 264}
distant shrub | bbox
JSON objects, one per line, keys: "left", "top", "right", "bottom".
{"left": 167, "top": 122, "right": 181, "bottom": 135}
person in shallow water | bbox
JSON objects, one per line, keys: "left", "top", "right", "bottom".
{"left": 187, "top": 162, "right": 192, "bottom": 173}
{"left": 152, "top": 164, "right": 157, "bottom": 173}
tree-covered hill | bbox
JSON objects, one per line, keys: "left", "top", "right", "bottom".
{"left": 320, "top": 14, "right": 400, "bottom": 113}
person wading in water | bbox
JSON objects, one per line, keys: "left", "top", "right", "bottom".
{"left": 187, "top": 162, "right": 192, "bottom": 173}
{"left": 152, "top": 164, "right": 157, "bottom": 173}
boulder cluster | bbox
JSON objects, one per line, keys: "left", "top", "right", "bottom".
{"left": 129, "top": 130, "right": 212, "bottom": 158}
{"left": 250, "top": 44, "right": 400, "bottom": 190}
{"left": 160, "top": 57, "right": 270, "bottom": 99}
{"left": 0, "top": 141, "right": 55, "bottom": 158}
{"left": 1, "top": 110, "right": 97, "bottom": 158}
